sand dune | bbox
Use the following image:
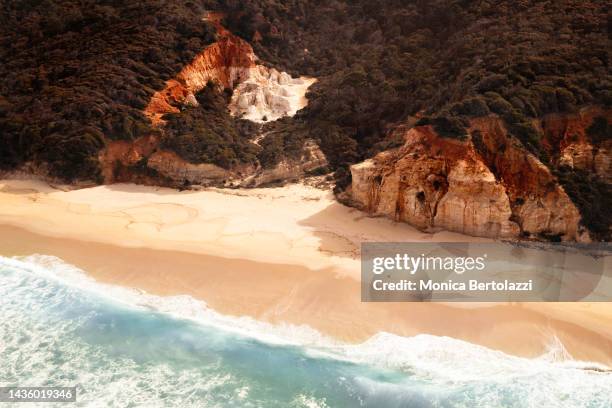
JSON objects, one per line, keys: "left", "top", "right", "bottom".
{"left": 0, "top": 178, "right": 611, "bottom": 365}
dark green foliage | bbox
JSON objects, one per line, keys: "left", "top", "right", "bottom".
{"left": 333, "top": 166, "right": 352, "bottom": 194}
{"left": 257, "top": 117, "right": 310, "bottom": 168}
{"left": 314, "top": 125, "right": 359, "bottom": 168}
{"left": 587, "top": 116, "right": 611, "bottom": 145}
{"left": 37, "top": 128, "right": 105, "bottom": 181}
{"left": 305, "top": 165, "right": 331, "bottom": 177}
{"left": 161, "top": 85, "right": 259, "bottom": 169}
{"left": 257, "top": 133, "right": 285, "bottom": 169}
{"left": 555, "top": 167, "right": 612, "bottom": 240}
{"left": 0, "top": 0, "right": 215, "bottom": 180}
{"left": 538, "top": 231, "right": 564, "bottom": 243}
{"left": 450, "top": 98, "right": 490, "bottom": 118}
{"left": 368, "top": 129, "right": 408, "bottom": 155}
{"left": 484, "top": 92, "right": 543, "bottom": 157}
{"left": 416, "top": 116, "right": 468, "bottom": 140}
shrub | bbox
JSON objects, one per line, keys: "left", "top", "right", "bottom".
{"left": 555, "top": 167, "right": 612, "bottom": 241}
{"left": 587, "top": 116, "right": 610, "bottom": 145}
{"left": 417, "top": 116, "right": 468, "bottom": 140}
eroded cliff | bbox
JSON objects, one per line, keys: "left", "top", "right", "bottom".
{"left": 144, "top": 11, "right": 315, "bottom": 126}
{"left": 346, "top": 116, "right": 603, "bottom": 241}
{"left": 144, "top": 13, "right": 256, "bottom": 126}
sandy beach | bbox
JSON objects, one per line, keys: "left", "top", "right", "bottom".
{"left": 0, "top": 178, "right": 611, "bottom": 365}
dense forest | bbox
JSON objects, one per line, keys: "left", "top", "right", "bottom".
{"left": 0, "top": 0, "right": 610, "bottom": 235}
{"left": 0, "top": 0, "right": 216, "bottom": 180}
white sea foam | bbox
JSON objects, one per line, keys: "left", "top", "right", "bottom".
{"left": 290, "top": 394, "right": 330, "bottom": 408}
{"left": 2, "top": 253, "right": 611, "bottom": 389}
{"left": 1, "top": 254, "right": 338, "bottom": 348}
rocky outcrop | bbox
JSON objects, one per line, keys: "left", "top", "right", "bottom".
{"left": 147, "top": 151, "right": 231, "bottom": 185}
{"left": 349, "top": 126, "right": 520, "bottom": 238}
{"left": 229, "top": 67, "right": 316, "bottom": 122}
{"left": 98, "top": 133, "right": 230, "bottom": 186}
{"left": 240, "top": 140, "right": 327, "bottom": 186}
{"left": 539, "top": 107, "right": 612, "bottom": 183}
{"left": 348, "top": 120, "right": 587, "bottom": 241}
{"left": 98, "top": 135, "right": 158, "bottom": 181}
{"left": 469, "top": 117, "right": 586, "bottom": 240}
{"left": 99, "top": 135, "right": 327, "bottom": 188}
{"left": 434, "top": 159, "right": 520, "bottom": 238}
{"left": 594, "top": 146, "right": 611, "bottom": 183}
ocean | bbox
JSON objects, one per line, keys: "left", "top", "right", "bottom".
{"left": 1, "top": 255, "right": 611, "bottom": 407}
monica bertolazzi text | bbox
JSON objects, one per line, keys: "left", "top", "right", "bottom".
{"left": 372, "top": 279, "right": 534, "bottom": 292}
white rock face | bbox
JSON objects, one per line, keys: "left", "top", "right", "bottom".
{"left": 229, "top": 66, "right": 316, "bottom": 123}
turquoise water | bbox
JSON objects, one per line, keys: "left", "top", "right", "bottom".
{"left": 1, "top": 255, "right": 611, "bottom": 407}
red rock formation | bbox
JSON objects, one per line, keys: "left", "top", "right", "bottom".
{"left": 469, "top": 117, "right": 583, "bottom": 240}
{"left": 349, "top": 117, "right": 592, "bottom": 241}
{"left": 147, "top": 150, "right": 230, "bottom": 185}
{"left": 350, "top": 125, "right": 520, "bottom": 238}
{"left": 144, "top": 16, "right": 257, "bottom": 125}
{"left": 98, "top": 135, "right": 159, "bottom": 182}
{"left": 98, "top": 134, "right": 235, "bottom": 186}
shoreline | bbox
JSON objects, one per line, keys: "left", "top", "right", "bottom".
{"left": 1, "top": 179, "right": 611, "bottom": 365}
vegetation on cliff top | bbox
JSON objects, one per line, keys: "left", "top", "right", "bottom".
{"left": 554, "top": 167, "right": 612, "bottom": 239}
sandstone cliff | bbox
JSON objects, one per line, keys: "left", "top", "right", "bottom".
{"left": 347, "top": 117, "right": 598, "bottom": 241}
{"left": 98, "top": 133, "right": 326, "bottom": 188}
{"left": 239, "top": 140, "right": 327, "bottom": 187}
{"left": 144, "top": 23, "right": 256, "bottom": 125}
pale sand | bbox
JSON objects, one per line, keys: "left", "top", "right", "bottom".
{"left": 0, "top": 179, "right": 611, "bottom": 365}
